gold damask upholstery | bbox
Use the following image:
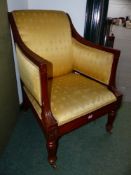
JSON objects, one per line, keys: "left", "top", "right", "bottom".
{"left": 24, "top": 73, "right": 116, "bottom": 126}
{"left": 12, "top": 10, "right": 114, "bottom": 84}
{"left": 12, "top": 10, "right": 73, "bottom": 78}
{"left": 72, "top": 38, "right": 113, "bottom": 84}
{"left": 9, "top": 10, "right": 122, "bottom": 167}
{"left": 16, "top": 45, "right": 42, "bottom": 105}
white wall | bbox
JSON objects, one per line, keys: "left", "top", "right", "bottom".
{"left": 108, "top": 0, "right": 131, "bottom": 18}
{"left": 28, "top": 0, "right": 87, "bottom": 36}
{"left": 7, "top": 0, "right": 28, "bottom": 11}
{"left": 7, "top": 0, "right": 28, "bottom": 103}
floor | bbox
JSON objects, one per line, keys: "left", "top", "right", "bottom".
{"left": 0, "top": 102, "right": 131, "bottom": 175}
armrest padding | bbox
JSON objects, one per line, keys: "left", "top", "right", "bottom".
{"left": 72, "top": 38, "right": 114, "bottom": 85}
{"left": 16, "top": 45, "right": 42, "bottom": 105}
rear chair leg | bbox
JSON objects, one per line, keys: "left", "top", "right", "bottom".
{"left": 106, "top": 110, "right": 117, "bottom": 133}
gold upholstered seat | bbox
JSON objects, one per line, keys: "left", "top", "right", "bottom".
{"left": 9, "top": 10, "right": 122, "bottom": 168}
{"left": 24, "top": 72, "right": 116, "bottom": 126}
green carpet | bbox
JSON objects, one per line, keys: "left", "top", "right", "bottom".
{"left": 0, "top": 103, "right": 131, "bottom": 175}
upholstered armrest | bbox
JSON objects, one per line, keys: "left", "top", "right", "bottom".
{"left": 73, "top": 38, "right": 117, "bottom": 85}
{"left": 16, "top": 45, "right": 42, "bottom": 105}
{"left": 70, "top": 18, "right": 120, "bottom": 86}
{"left": 15, "top": 45, "right": 57, "bottom": 127}
{"left": 9, "top": 12, "right": 48, "bottom": 107}
{"left": 9, "top": 12, "right": 57, "bottom": 128}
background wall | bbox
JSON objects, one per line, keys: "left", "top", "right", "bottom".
{"left": 0, "top": 0, "right": 19, "bottom": 155}
{"left": 7, "top": 0, "right": 29, "bottom": 103}
{"left": 108, "top": 0, "right": 131, "bottom": 101}
{"left": 7, "top": 0, "right": 28, "bottom": 11}
{"left": 108, "top": 0, "right": 131, "bottom": 17}
{"left": 113, "top": 26, "right": 131, "bottom": 101}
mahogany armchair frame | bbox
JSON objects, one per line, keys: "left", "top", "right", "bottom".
{"left": 8, "top": 12, "right": 122, "bottom": 168}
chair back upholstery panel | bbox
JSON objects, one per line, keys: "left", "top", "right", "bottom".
{"left": 73, "top": 39, "right": 114, "bottom": 85}
{"left": 13, "top": 10, "right": 73, "bottom": 78}
{"left": 16, "top": 45, "right": 42, "bottom": 105}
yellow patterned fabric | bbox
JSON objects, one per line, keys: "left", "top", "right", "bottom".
{"left": 16, "top": 45, "right": 42, "bottom": 105}
{"left": 13, "top": 10, "right": 117, "bottom": 126}
{"left": 13, "top": 10, "right": 73, "bottom": 78}
{"left": 24, "top": 73, "right": 116, "bottom": 126}
{"left": 13, "top": 10, "right": 114, "bottom": 85}
{"left": 72, "top": 38, "right": 114, "bottom": 85}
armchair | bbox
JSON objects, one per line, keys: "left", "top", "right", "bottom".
{"left": 9, "top": 10, "right": 122, "bottom": 168}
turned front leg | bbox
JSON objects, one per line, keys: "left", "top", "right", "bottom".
{"left": 106, "top": 110, "right": 117, "bottom": 133}
{"left": 46, "top": 140, "right": 58, "bottom": 168}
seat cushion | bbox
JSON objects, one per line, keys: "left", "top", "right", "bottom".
{"left": 24, "top": 73, "right": 116, "bottom": 126}
{"left": 12, "top": 10, "right": 73, "bottom": 78}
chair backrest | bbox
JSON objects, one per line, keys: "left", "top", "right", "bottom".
{"left": 12, "top": 10, "right": 73, "bottom": 77}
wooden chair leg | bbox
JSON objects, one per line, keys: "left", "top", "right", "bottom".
{"left": 46, "top": 139, "right": 58, "bottom": 168}
{"left": 106, "top": 110, "right": 117, "bottom": 133}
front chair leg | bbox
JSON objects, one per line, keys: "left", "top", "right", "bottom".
{"left": 46, "top": 139, "right": 58, "bottom": 168}
{"left": 106, "top": 110, "right": 117, "bottom": 133}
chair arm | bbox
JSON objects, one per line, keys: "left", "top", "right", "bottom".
{"left": 8, "top": 13, "right": 57, "bottom": 127}
{"left": 72, "top": 38, "right": 119, "bottom": 86}
{"left": 69, "top": 17, "right": 120, "bottom": 87}
{"left": 16, "top": 45, "right": 57, "bottom": 127}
